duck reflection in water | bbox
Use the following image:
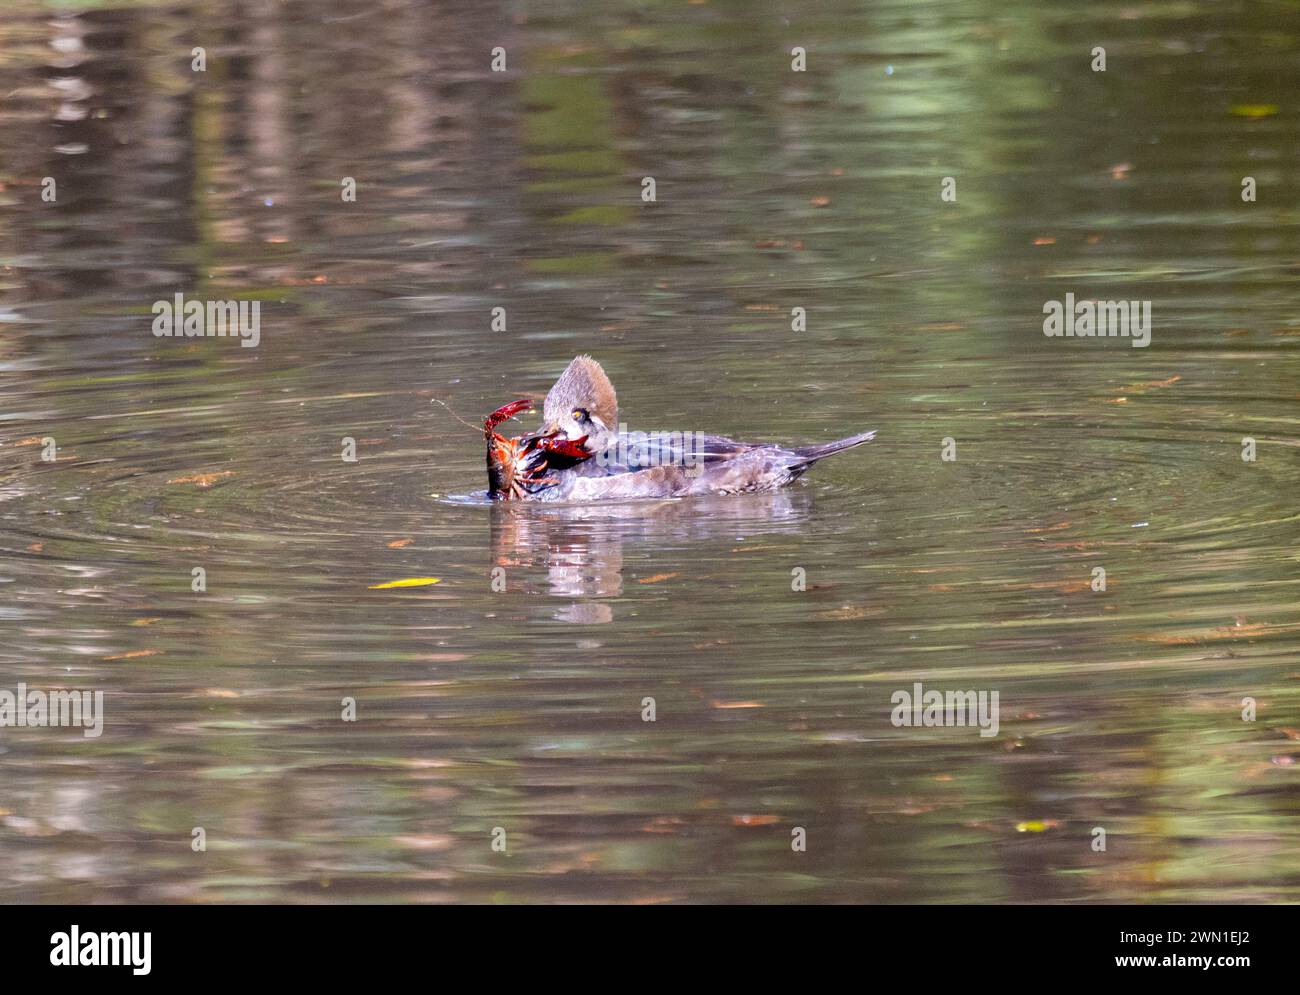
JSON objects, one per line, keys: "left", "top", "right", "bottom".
{"left": 490, "top": 491, "right": 811, "bottom": 623}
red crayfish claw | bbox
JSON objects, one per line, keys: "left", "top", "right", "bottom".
{"left": 537, "top": 435, "right": 590, "bottom": 461}
{"left": 484, "top": 398, "right": 534, "bottom": 437}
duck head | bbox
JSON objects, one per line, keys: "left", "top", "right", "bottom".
{"left": 522, "top": 355, "right": 618, "bottom": 456}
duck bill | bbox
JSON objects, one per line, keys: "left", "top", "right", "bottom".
{"left": 519, "top": 421, "right": 560, "bottom": 445}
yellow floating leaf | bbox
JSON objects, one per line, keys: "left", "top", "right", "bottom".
{"left": 1015, "top": 819, "right": 1059, "bottom": 833}
{"left": 369, "top": 577, "right": 441, "bottom": 589}
{"left": 1231, "top": 104, "right": 1278, "bottom": 119}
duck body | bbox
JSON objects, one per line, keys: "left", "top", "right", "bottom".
{"left": 523, "top": 430, "right": 877, "bottom": 501}
{"left": 483, "top": 356, "right": 876, "bottom": 503}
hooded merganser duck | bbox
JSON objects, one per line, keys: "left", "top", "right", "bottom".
{"left": 485, "top": 355, "right": 875, "bottom": 502}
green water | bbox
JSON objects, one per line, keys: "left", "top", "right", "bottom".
{"left": 0, "top": 0, "right": 1297, "bottom": 902}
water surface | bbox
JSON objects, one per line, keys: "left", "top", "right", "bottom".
{"left": 1, "top": 0, "right": 1298, "bottom": 902}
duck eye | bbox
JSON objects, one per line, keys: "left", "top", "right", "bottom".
{"left": 571, "top": 408, "right": 588, "bottom": 422}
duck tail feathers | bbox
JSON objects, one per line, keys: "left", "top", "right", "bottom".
{"left": 790, "top": 429, "right": 877, "bottom": 466}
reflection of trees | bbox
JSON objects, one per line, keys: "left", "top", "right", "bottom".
{"left": 0, "top": 0, "right": 525, "bottom": 311}
{"left": 0, "top": 0, "right": 1295, "bottom": 903}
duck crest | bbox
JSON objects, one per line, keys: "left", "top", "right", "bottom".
{"left": 544, "top": 355, "right": 617, "bottom": 429}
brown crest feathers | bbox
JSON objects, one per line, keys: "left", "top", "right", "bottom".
{"left": 543, "top": 355, "right": 618, "bottom": 428}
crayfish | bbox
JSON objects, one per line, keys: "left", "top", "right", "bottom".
{"left": 484, "top": 399, "right": 590, "bottom": 500}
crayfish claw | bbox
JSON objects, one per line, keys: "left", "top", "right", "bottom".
{"left": 540, "top": 435, "right": 590, "bottom": 461}
{"left": 484, "top": 398, "right": 534, "bottom": 433}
